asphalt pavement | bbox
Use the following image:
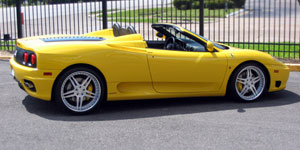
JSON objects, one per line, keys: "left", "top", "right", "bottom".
{"left": 244, "top": 0, "right": 300, "bottom": 18}
{"left": 0, "top": 60, "right": 300, "bottom": 150}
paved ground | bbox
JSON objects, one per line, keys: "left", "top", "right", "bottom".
{"left": 0, "top": 60, "right": 300, "bottom": 149}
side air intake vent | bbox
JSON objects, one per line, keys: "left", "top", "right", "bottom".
{"left": 275, "top": 81, "right": 281, "bottom": 88}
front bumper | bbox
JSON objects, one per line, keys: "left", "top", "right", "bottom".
{"left": 267, "top": 64, "right": 290, "bottom": 92}
{"left": 10, "top": 58, "right": 60, "bottom": 101}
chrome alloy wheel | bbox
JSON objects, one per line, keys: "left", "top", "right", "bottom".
{"left": 60, "top": 71, "right": 101, "bottom": 112}
{"left": 235, "top": 66, "right": 265, "bottom": 101}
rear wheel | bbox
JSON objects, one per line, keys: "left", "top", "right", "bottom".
{"left": 54, "top": 67, "right": 105, "bottom": 114}
{"left": 228, "top": 63, "right": 267, "bottom": 101}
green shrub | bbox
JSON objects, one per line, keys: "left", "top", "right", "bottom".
{"left": 0, "top": 0, "right": 81, "bottom": 6}
{"left": 173, "top": 0, "right": 193, "bottom": 10}
{"left": 232, "top": 0, "right": 246, "bottom": 8}
{"left": 191, "top": 1, "right": 200, "bottom": 9}
{"left": 173, "top": 0, "right": 237, "bottom": 10}
{"left": 204, "top": 0, "right": 234, "bottom": 9}
{"left": 0, "top": 0, "right": 17, "bottom": 6}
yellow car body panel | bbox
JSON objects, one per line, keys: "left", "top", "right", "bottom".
{"left": 146, "top": 48, "right": 228, "bottom": 93}
{"left": 10, "top": 24, "right": 289, "bottom": 101}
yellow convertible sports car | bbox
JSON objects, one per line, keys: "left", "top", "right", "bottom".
{"left": 10, "top": 23, "right": 289, "bottom": 114}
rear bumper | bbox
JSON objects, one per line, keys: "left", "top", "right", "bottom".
{"left": 9, "top": 58, "right": 60, "bottom": 101}
{"left": 267, "top": 64, "right": 290, "bottom": 92}
{"left": 14, "top": 77, "right": 25, "bottom": 91}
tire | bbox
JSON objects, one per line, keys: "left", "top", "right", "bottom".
{"left": 227, "top": 63, "right": 267, "bottom": 102}
{"left": 54, "top": 67, "right": 106, "bottom": 114}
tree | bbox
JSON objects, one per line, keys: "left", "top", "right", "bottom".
{"left": 0, "top": 0, "right": 17, "bottom": 6}
{"left": 232, "top": 0, "right": 246, "bottom": 8}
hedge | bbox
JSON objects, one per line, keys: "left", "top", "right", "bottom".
{"left": 173, "top": 0, "right": 246, "bottom": 10}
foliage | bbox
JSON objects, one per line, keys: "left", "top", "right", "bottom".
{"left": 232, "top": 0, "right": 246, "bottom": 8}
{"left": 1, "top": 0, "right": 41, "bottom": 6}
{"left": 204, "top": 0, "right": 234, "bottom": 9}
{"left": 173, "top": 0, "right": 245, "bottom": 10}
{"left": 191, "top": 1, "right": 200, "bottom": 9}
{"left": 173, "top": 0, "right": 193, "bottom": 10}
{"left": 0, "top": 0, "right": 19, "bottom": 6}
{"left": 0, "top": 0, "right": 96, "bottom": 6}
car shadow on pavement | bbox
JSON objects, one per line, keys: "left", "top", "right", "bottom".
{"left": 22, "top": 90, "right": 300, "bottom": 121}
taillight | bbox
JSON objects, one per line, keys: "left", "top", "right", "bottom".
{"left": 31, "top": 54, "right": 36, "bottom": 65}
{"left": 24, "top": 52, "right": 28, "bottom": 64}
{"left": 17, "top": 48, "right": 36, "bottom": 67}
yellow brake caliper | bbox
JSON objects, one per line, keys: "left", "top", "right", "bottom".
{"left": 237, "top": 82, "right": 243, "bottom": 91}
{"left": 86, "top": 84, "right": 93, "bottom": 101}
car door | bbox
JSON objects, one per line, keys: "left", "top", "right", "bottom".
{"left": 147, "top": 48, "right": 228, "bottom": 93}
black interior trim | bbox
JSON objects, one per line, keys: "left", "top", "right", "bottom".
{"left": 146, "top": 40, "right": 165, "bottom": 49}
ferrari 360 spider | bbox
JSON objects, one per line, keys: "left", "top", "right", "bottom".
{"left": 10, "top": 23, "right": 289, "bottom": 114}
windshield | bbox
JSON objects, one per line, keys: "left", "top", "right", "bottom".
{"left": 163, "top": 26, "right": 226, "bottom": 50}
{"left": 189, "top": 31, "right": 226, "bottom": 50}
{"left": 166, "top": 27, "right": 196, "bottom": 41}
{"left": 164, "top": 27, "right": 206, "bottom": 51}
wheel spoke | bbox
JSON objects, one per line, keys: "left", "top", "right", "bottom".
{"left": 65, "top": 95, "right": 76, "bottom": 99}
{"left": 249, "top": 85, "right": 257, "bottom": 95}
{"left": 237, "top": 77, "right": 247, "bottom": 85}
{"left": 85, "top": 94, "right": 96, "bottom": 99}
{"left": 253, "top": 76, "right": 261, "bottom": 84}
{"left": 86, "top": 90, "right": 96, "bottom": 97}
{"left": 76, "top": 96, "right": 83, "bottom": 110}
{"left": 63, "top": 90, "right": 76, "bottom": 98}
{"left": 69, "top": 76, "right": 79, "bottom": 88}
{"left": 240, "top": 86, "right": 249, "bottom": 96}
{"left": 76, "top": 96, "right": 79, "bottom": 110}
{"left": 247, "top": 68, "right": 252, "bottom": 78}
{"left": 79, "top": 97, "right": 83, "bottom": 110}
{"left": 82, "top": 76, "right": 92, "bottom": 88}
{"left": 63, "top": 90, "right": 75, "bottom": 96}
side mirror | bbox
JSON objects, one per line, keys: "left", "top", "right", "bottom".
{"left": 207, "top": 41, "right": 214, "bottom": 52}
{"left": 156, "top": 32, "right": 166, "bottom": 39}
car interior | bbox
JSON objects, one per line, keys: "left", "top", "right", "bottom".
{"left": 112, "top": 23, "right": 209, "bottom": 52}
{"left": 112, "top": 23, "right": 137, "bottom": 37}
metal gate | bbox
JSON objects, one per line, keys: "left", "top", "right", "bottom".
{"left": 1, "top": 0, "right": 299, "bottom": 59}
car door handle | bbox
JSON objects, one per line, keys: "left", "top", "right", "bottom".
{"left": 147, "top": 51, "right": 155, "bottom": 58}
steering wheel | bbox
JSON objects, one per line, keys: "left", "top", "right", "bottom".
{"left": 164, "top": 36, "right": 176, "bottom": 50}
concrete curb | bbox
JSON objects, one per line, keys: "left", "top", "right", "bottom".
{"left": 226, "top": 9, "right": 246, "bottom": 17}
{"left": 285, "top": 64, "right": 300, "bottom": 72}
{"left": 0, "top": 56, "right": 299, "bottom": 71}
{"left": 0, "top": 56, "right": 12, "bottom": 60}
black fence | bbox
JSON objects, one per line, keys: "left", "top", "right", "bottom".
{"left": 1, "top": 0, "right": 299, "bottom": 59}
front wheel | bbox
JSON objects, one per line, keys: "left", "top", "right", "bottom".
{"left": 228, "top": 63, "right": 267, "bottom": 101}
{"left": 54, "top": 67, "right": 105, "bottom": 114}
